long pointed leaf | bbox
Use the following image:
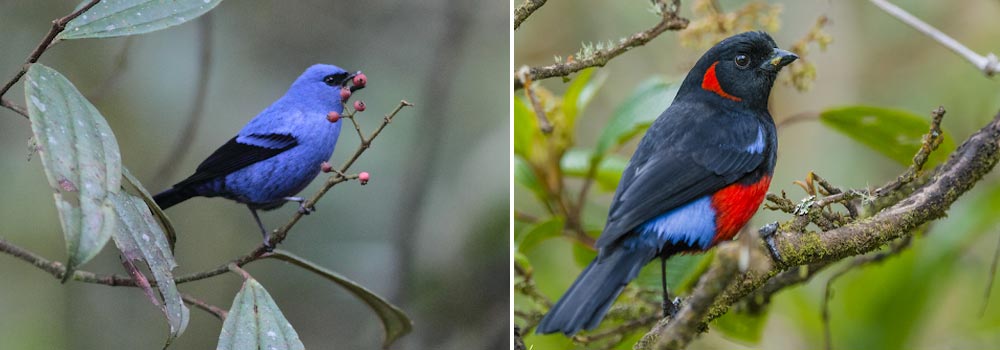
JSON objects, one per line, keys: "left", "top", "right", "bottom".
{"left": 25, "top": 63, "right": 121, "bottom": 281}
{"left": 57, "top": 0, "right": 223, "bottom": 40}
{"left": 266, "top": 250, "right": 412, "bottom": 349}
{"left": 111, "top": 191, "right": 189, "bottom": 347}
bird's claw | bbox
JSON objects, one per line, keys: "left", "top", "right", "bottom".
{"left": 662, "top": 297, "right": 682, "bottom": 318}
{"left": 296, "top": 203, "right": 315, "bottom": 215}
{"left": 759, "top": 221, "right": 783, "bottom": 264}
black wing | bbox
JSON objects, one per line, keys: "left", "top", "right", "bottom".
{"left": 172, "top": 133, "right": 298, "bottom": 188}
{"left": 596, "top": 102, "right": 771, "bottom": 249}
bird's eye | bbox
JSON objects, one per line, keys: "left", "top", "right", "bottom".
{"left": 323, "top": 72, "right": 349, "bottom": 86}
{"left": 734, "top": 54, "right": 750, "bottom": 68}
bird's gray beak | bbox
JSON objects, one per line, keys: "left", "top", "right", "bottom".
{"left": 761, "top": 48, "right": 798, "bottom": 71}
{"left": 347, "top": 71, "right": 364, "bottom": 92}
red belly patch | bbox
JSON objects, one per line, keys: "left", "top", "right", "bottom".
{"left": 702, "top": 61, "right": 742, "bottom": 102}
{"left": 710, "top": 175, "right": 771, "bottom": 244}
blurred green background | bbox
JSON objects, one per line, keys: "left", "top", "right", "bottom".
{"left": 0, "top": 1, "right": 507, "bottom": 349}
{"left": 515, "top": 0, "right": 1000, "bottom": 349}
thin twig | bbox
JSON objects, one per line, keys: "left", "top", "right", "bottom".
{"left": 513, "top": 0, "right": 688, "bottom": 89}
{"left": 152, "top": 13, "right": 214, "bottom": 186}
{"left": 869, "top": 0, "right": 999, "bottom": 76}
{"left": 513, "top": 0, "right": 547, "bottom": 30}
{"left": 516, "top": 66, "right": 553, "bottom": 134}
{"left": 0, "top": 0, "right": 103, "bottom": 104}
{"left": 181, "top": 293, "right": 228, "bottom": 321}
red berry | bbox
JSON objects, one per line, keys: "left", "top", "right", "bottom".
{"left": 358, "top": 172, "right": 370, "bottom": 185}
{"left": 320, "top": 161, "right": 333, "bottom": 173}
{"left": 339, "top": 88, "right": 351, "bottom": 102}
{"left": 326, "top": 111, "right": 340, "bottom": 123}
{"left": 352, "top": 73, "right": 367, "bottom": 88}
{"left": 353, "top": 100, "right": 366, "bottom": 112}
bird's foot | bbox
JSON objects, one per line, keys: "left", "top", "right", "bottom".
{"left": 662, "top": 297, "right": 682, "bottom": 318}
{"left": 284, "top": 196, "right": 314, "bottom": 215}
{"left": 261, "top": 232, "right": 275, "bottom": 252}
{"left": 759, "top": 221, "right": 783, "bottom": 264}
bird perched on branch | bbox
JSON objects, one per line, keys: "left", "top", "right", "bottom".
{"left": 536, "top": 31, "right": 797, "bottom": 335}
{"left": 153, "top": 64, "right": 365, "bottom": 247}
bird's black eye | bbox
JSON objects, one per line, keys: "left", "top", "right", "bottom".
{"left": 734, "top": 54, "right": 750, "bottom": 68}
{"left": 323, "top": 72, "right": 350, "bottom": 86}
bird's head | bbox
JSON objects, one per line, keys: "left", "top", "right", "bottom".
{"left": 286, "top": 64, "right": 365, "bottom": 109}
{"left": 678, "top": 31, "right": 797, "bottom": 110}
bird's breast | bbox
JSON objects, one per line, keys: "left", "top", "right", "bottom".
{"left": 710, "top": 175, "right": 771, "bottom": 244}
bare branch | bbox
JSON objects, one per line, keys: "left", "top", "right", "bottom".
{"left": 870, "top": 0, "right": 999, "bottom": 76}
{"left": 513, "top": 0, "right": 688, "bottom": 90}
{"left": 182, "top": 293, "right": 228, "bottom": 321}
{"left": 0, "top": 0, "right": 103, "bottom": 105}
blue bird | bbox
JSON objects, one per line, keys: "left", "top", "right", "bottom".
{"left": 153, "top": 64, "right": 363, "bottom": 246}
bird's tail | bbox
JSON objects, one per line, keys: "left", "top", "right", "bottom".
{"left": 536, "top": 245, "right": 656, "bottom": 336}
{"left": 153, "top": 187, "right": 194, "bottom": 210}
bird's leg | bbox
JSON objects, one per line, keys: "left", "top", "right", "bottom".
{"left": 248, "top": 206, "right": 273, "bottom": 250}
{"left": 284, "top": 196, "right": 314, "bottom": 215}
{"left": 660, "top": 256, "right": 680, "bottom": 318}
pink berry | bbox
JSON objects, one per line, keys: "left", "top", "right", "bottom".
{"left": 327, "top": 111, "right": 340, "bottom": 123}
{"left": 352, "top": 73, "right": 367, "bottom": 88}
{"left": 353, "top": 100, "right": 366, "bottom": 112}
{"left": 320, "top": 162, "right": 333, "bottom": 173}
{"left": 339, "top": 88, "right": 351, "bottom": 102}
{"left": 358, "top": 172, "right": 370, "bottom": 185}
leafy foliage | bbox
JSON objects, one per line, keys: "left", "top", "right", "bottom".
{"left": 820, "top": 106, "right": 955, "bottom": 166}
{"left": 217, "top": 278, "right": 304, "bottom": 350}
{"left": 58, "top": 0, "right": 223, "bottom": 40}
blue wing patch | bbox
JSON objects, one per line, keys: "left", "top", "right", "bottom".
{"left": 745, "top": 125, "right": 765, "bottom": 154}
{"left": 633, "top": 195, "right": 717, "bottom": 250}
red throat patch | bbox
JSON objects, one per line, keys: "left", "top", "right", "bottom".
{"left": 701, "top": 61, "right": 742, "bottom": 102}
{"left": 710, "top": 175, "right": 771, "bottom": 244}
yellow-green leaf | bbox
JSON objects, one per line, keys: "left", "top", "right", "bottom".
{"left": 593, "top": 78, "right": 678, "bottom": 156}
{"left": 560, "top": 148, "right": 628, "bottom": 192}
{"left": 516, "top": 216, "right": 565, "bottom": 253}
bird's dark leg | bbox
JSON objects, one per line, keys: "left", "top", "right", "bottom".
{"left": 284, "top": 196, "right": 314, "bottom": 215}
{"left": 759, "top": 221, "right": 783, "bottom": 264}
{"left": 248, "top": 206, "right": 272, "bottom": 249}
{"left": 660, "top": 255, "right": 679, "bottom": 318}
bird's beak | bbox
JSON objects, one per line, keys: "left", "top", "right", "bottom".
{"left": 761, "top": 48, "right": 798, "bottom": 71}
{"left": 347, "top": 71, "right": 364, "bottom": 92}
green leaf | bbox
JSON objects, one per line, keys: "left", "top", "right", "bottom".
{"left": 561, "top": 68, "right": 607, "bottom": 122}
{"left": 820, "top": 106, "right": 955, "bottom": 166}
{"left": 516, "top": 216, "right": 565, "bottom": 253}
{"left": 110, "top": 191, "right": 188, "bottom": 347}
{"left": 571, "top": 241, "right": 598, "bottom": 269}
{"left": 25, "top": 63, "right": 121, "bottom": 281}
{"left": 712, "top": 306, "right": 770, "bottom": 344}
{"left": 514, "top": 251, "right": 533, "bottom": 276}
{"left": 266, "top": 251, "right": 412, "bottom": 348}
{"left": 57, "top": 0, "right": 223, "bottom": 41}
{"left": 593, "top": 78, "right": 678, "bottom": 156}
{"left": 513, "top": 97, "right": 538, "bottom": 158}
{"left": 514, "top": 156, "right": 547, "bottom": 205}
{"left": 122, "top": 167, "right": 177, "bottom": 249}
{"left": 560, "top": 148, "right": 628, "bottom": 192}
{"left": 218, "top": 278, "right": 304, "bottom": 350}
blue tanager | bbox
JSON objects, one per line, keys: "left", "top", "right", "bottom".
{"left": 153, "top": 64, "right": 363, "bottom": 246}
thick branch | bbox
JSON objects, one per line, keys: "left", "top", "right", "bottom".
{"left": 513, "top": 0, "right": 688, "bottom": 90}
